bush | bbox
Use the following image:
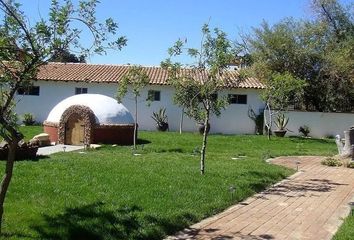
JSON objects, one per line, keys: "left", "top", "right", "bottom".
{"left": 347, "top": 162, "right": 354, "bottom": 168}
{"left": 324, "top": 134, "right": 335, "bottom": 139}
{"left": 321, "top": 157, "right": 342, "bottom": 167}
{"left": 248, "top": 108, "right": 264, "bottom": 135}
{"left": 22, "top": 113, "right": 35, "bottom": 126}
{"left": 298, "top": 125, "right": 310, "bottom": 137}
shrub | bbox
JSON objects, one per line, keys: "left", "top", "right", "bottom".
{"left": 298, "top": 125, "right": 310, "bottom": 137}
{"left": 22, "top": 113, "right": 35, "bottom": 126}
{"left": 151, "top": 108, "right": 168, "bottom": 131}
{"left": 324, "top": 134, "right": 335, "bottom": 139}
{"left": 248, "top": 107, "right": 264, "bottom": 135}
{"left": 347, "top": 162, "right": 354, "bottom": 168}
{"left": 321, "top": 157, "right": 342, "bottom": 167}
{"left": 275, "top": 113, "right": 289, "bottom": 130}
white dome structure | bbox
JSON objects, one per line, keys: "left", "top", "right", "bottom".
{"left": 46, "top": 94, "right": 134, "bottom": 125}
{"left": 43, "top": 94, "right": 135, "bottom": 145}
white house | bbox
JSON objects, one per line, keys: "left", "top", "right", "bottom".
{"left": 15, "top": 62, "right": 266, "bottom": 134}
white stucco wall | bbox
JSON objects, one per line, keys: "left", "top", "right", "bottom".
{"left": 265, "top": 110, "right": 354, "bottom": 138}
{"left": 15, "top": 80, "right": 265, "bottom": 134}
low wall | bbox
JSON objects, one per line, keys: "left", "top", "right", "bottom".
{"left": 43, "top": 125, "right": 59, "bottom": 143}
{"left": 43, "top": 124, "right": 134, "bottom": 145}
{"left": 265, "top": 110, "right": 354, "bottom": 138}
{"left": 93, "top": 125, "right": 134, "bottom": 145}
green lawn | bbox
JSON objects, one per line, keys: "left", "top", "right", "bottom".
{"left": 1, "top": 127, "right": 337, "bottom": 239}
{"left": 333, "top": 215, "right": 354, "bottom": 240}
{"left": 19, "top": 125, "right": 43, "bottom": 141}
{"left": 1, "top": 125, "right": 43, "bottom": 142}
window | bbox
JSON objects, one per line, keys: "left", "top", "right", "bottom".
{"left": 75, "top": 87, "right": 88, "bottom": 95}
{"left": 17, "top": 86, "right": 40, "bottom": 96}
{"left": 228, "top": 94, "right": 247, "bottom": 104}
{"left": 147, "top": 90, "right": 160, "bottom": 101}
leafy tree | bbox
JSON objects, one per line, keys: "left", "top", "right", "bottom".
{"left": 262, "top": 72, "right": 306, "bottom": 139}
{"left": 241, "top": 0, "right": 353, "bottom": 112}
{"left": 161, "top": 24, "right": 236, "bottom": 175}
{"left": 0, "top": 0, "right": 126, "bottom": 230}
{"left": 116, "top": 66, "right": 150, "bottom": 150}
{"left": 50, "top": 49, "right": 86, "bottom": 63}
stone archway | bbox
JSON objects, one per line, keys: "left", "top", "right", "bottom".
{"left": 58, "top": 105, "right": 96, "bottom": 145}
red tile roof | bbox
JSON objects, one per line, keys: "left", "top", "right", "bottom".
{"left": 37, "top": 62, "right": 265, "bottom": 89}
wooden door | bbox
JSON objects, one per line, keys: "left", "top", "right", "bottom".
{"left": 65, "top": 114, "right": 85, "bottom": 145}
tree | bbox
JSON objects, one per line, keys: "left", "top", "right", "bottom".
{"left": 161, "top": 24, "right": 236, "bottom": 175}
{"left": 116, "top": 66, "right": 150, "bottom": 150}
{"left": 50, "top": 49, "right": 86, "bottom": 63}
{"left": 262, "top": 72, "right": 306, "bottom": 139}
{"left": 0, "top": 0, "right": 126, "bottom": 231}
{"left": 241, "top": 0, "right": 353, "bottom": 112}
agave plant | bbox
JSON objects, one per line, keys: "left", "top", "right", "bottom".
{"left": 275, "top": 113, "right": 289, "bottom": 131}
{"left": 151, "top": 107, "right": 169, "bottom": 131}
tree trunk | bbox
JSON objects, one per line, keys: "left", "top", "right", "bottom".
{"left": 0, "top": 141, "right": 17, "bottom": 232}
{"left": 265, "top": 103, "right": 272, "bottom": 140}
{"left": 200, "top": 110, "right": 210, "bottom": 175}
{"left": 179, "top": 108, "right": 184, "bottom": 134}
{"left": 133, "top": 96, "right": 137, "bottom": 150}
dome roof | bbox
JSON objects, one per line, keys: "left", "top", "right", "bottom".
{"left": 46, "top": 94, "right": 134, "bottom": 125}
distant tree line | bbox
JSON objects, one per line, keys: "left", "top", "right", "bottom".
{"left": 241, "top": 0, "right": 353, "bottom": 112}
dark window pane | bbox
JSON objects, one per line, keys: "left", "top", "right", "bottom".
{"left": 228, "top": 94, "right": 237, "bottom": 104}
{"left": 238, "top": 95, "right": 247, "bottom": 104}
{"left": 147, "top": 90, "right": 154, "bottom": 101}
{"left": 17, "top": 88, "right": 25, "bottom": 95}
{"left": 17, "top": 86, "right": 40, "bottom": 96}
{"left": 147, "top": 90, "right": 160, "bottom": 101}
{"left": 75, "top": 87, "right": 88, "bottom": 94}
{"left": 154, "top": 91, "right": 160, "bottom": 101}
{"left": 32, "top": 86, "right": 40, "bottom": 96}
{"left": 228, "top": 94, "right": 247, "bottom": 104}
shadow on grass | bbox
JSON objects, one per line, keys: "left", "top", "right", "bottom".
{"left": 289, "top": 136, "right": 332, "bottom": 144}
{"left": 0, "top": 232, "right": 37, "bottom": 239}
{"left": 0, "top": 154, "right": 50, "bottom": 162}
{"left": 154, "top": 148, "right": 184, "bottom": 153}
{"left": 34, "top": 155, "right": 51, "bottom": 160}
{"left": 31, "top": 201, "right": 197, "bottom": 240}
{"left": 241, "top": 170, "right": 290, "bottom": 192}
{"left": 136, "top": 139, "right": 152, "bottom": 145}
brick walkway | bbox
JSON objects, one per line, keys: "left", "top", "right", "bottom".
{"left": 167, "top": 156, "right": 354, "bottom": 240}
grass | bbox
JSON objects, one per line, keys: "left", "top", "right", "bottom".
{"left": 1, "top": 127, "right": 337, "bottom": 239}
{"left": 333, "top": 215, "right": 354, "bottom": 240}
{"left": 19, "top": 125, "right": 43, "bottom": 141}
{"left": 0, "top": 125, "right": 42, "bottom": 142}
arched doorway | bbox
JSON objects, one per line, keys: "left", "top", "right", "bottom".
{"left": 65, "top": 113, "right": 85, "bottom": 145}
{"left": 57, "top": 105, "right": 95, "bottom": 145}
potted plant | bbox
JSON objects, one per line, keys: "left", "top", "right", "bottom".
{"left": 273, "top": 113, "right": 289, "bottom": 137}
{"left": 151, "top": 107, "right": 169, "bottom": 131}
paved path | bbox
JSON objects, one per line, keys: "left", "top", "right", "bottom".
{"left": 168, "top": 156, "right": 354, "bottom": 240}
{"left": 37, "top": 144, "right": 84, "bottom": 155}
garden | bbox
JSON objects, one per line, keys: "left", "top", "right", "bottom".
{"left": 0, "top": 126, "right": 337, "bottom": 239}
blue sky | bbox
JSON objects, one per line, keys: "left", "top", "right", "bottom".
{"left": 19, "top": 0, "right": 352, "bottom": 66}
